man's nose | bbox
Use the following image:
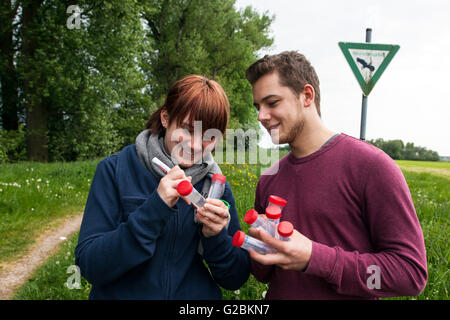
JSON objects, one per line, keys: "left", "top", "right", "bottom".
{"left": 257, "top": 106, "right": 271, "bottom": 123}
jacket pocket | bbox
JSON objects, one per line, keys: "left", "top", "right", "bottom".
{"left": 120, "top": 196, "right": 147, "bottom": 221}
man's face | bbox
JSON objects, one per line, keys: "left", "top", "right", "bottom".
{"left": 252, "top": 72, "right": 305, "bottom": 145}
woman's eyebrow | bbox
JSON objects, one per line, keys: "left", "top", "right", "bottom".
{"left": 181, "top": 122, "right": 195, "bottom": 130}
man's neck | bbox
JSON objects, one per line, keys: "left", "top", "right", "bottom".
{"left": 289, "top": 120, "right": 336, "bottom": 159}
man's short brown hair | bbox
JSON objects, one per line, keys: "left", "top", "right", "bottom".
{"left": 246, "top": 51, "right": 321, "bottom": 117}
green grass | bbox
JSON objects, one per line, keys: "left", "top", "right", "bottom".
{"left": 396, "top": 160, "right": 450, "bottom": 170}
{"left": 0, "top": 160, "right": 99, "bottom": 262}
{"left": 387, "top": 170, "right": 449, "bottom": 300}
{"left": 7, "top": 158, "right": 450, "bottom": 300}
{"left": 13, "top": 232, "right": 92, "bottom": 300}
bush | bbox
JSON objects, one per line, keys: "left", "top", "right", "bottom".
{"left": 368, "top": 138, "right": 440, "bottom": 161}
{"left": 0, "top": 125, "right": 27, "bottom": 163}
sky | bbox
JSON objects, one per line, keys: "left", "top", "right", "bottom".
{"left": 235, "top": 0, "right": 450, "bottom": 156}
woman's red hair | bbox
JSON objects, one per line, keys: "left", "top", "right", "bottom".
{"left": 146, "top": 75, "right": 230, "bottom": 135}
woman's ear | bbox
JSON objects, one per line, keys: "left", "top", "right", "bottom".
{"left": 160, "top": 108, "right": 169, "bottom": 128}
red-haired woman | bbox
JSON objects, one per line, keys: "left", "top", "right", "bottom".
{"left": 75, "top": 75, "right": 250, "bottom": 299}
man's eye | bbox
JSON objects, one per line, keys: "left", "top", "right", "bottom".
{"left": 268, "top": 100, "right": 279, "bottom": 107}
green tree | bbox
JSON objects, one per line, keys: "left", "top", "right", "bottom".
{"left": 0, "top": 0, "right": 20, "bottom": 131}
{"left": 11, "top": 0, "right": 151, "bottom": 161}
{"left": 142, "top": 0, "right": 273, "bottom": 130}
{"left": 0, "top": 0, "right": 274, "bottom": 162}
{"left": 368, "top": 139, "right": 440, "bottom": 161}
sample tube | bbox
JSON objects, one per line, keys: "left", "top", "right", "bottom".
{"left": 208, "top": 173, "right": 226, "bottom": 199}
{"left": 265, "top": 206, "right": 282, "bottom": 237}
{"left": 277, "top": 221, "right": 294, "bottom": 241}
{"left": 244, "top": 209, "right": 270, "bottom": 233}
{"left": 268, "top": 195, "right": 287, "bottom": 212}
{"left": 151, "top": 157, "right": 172, "bottom": 174}
{"left": 232, "top": 231, "right": 276, "bottom": 255}
{"left": 177, "top": 180, "right": 206, "bottom": 208}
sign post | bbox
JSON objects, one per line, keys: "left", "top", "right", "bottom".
{"left": 360, "top": 28, "right": 371, "bottom": 141}
{"left": 339, "top": 28, "right": 400, "bottom": 140}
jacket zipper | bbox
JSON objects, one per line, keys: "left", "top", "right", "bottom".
{"left": 165, "top": 211, "right": 177, "bottom": 299}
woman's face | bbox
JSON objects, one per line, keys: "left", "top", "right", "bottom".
{"left": 161, "top": 110, "right": 218, "bottom": 168}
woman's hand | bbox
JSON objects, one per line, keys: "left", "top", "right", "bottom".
{"left": 196, "top": 199, "right": 230, "bottom": 237}
{"left": 157, "top": 165, "right": 191, "bottom": 208}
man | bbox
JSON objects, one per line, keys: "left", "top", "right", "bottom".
{"left": 246, "top": 51, "right": 427, "bottom": 299}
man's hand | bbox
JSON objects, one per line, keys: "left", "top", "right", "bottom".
{"left": 157, "top": 165, "right": 191, "bottom": 208}
{"left": 196, "top": 198, "right": 230, "bottom": 237}
{"left": 248, "top": 227, "right": 313, "bottom": 271}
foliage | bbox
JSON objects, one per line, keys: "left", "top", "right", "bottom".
{"left": 0, "top": 0, "right": 273, "bottom": 162}
{"left": 0, "top": 125, "right": 27, "bottom": 163}
{"left": 142, "top": 0, "right": 273, "bottom": 130}
{"left": 368, "top": 138, "right": 440, "bottom": 161}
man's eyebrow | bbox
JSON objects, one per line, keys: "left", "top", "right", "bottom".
{"left": 253, "top": 94, "right": 279, "bottom": 107}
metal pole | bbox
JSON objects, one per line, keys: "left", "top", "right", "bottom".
{"left": 360, "top": 28, "right": 372, "bottom": 141}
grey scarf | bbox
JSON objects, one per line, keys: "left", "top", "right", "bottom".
{"left": 135, "top": 129, "right": 225, "bottom": 256}
{"left": 135, "top": 129, "right": 222, "bottom": 199}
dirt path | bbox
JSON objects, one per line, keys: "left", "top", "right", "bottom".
{"left": 0, "top": 213, "right": 83, "bottom": 300}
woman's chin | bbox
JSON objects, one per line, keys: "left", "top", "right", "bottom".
{"left": 176, "top": 157, "right": 198, "bottom": 168}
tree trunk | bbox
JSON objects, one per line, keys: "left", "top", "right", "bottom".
{"left": 22, "top": 0, "right": 48, "bottom": 161}
{"left": 0, "top": 0, "right": 19, "bottom": 130}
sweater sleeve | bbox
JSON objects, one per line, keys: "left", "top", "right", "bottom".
{"left": 199, "top": 182, "right": 250, "bottom": 290}
{"left": 304, "top": 151, "right": 428, "bottom": 298}
{"left": 249, "top": 179, "right": 275, "bottom": 283}
{"left": 75, "top": 156, "right": 177, "bottom": 286}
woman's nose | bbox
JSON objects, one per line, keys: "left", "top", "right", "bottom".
{"left": 190, "top": 131, "right": 204, "bottom": 152}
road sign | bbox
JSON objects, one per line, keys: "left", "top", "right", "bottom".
{"left": 339, "top": 42, "right": 400, "bottom": 96}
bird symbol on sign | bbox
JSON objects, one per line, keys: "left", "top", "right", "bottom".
{"left": 356, "top": 57, "right": 375, "bottom": 72}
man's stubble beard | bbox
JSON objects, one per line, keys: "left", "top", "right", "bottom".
{"left": 282, "top": 117, "right": 305, "bottom": 145}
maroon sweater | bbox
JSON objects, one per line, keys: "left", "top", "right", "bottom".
{"left": 252, "top": 133, "right": 427, "bottom": 299}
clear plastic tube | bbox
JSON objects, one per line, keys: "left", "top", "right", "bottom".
{"left": 268, "top": 195, "right": 287, "bottom": 212}
{"left": 244, "top": 209, "right": 271, "bottom": 234}
{"left": 232, "top": 231, "right": 276, "bottom": 255}
{"left": 265, "top": 206, "right": 282, "bottom": 237}
{"left": 177, "top": 180, "right": 206, "bottom": 208}
{"left": 208, "top": 174, "right": 226, "bottom": 199}
{"left": 151, "top": 157, "right": 171, "bottom": 174}
{"left": 277, "top": 221, "right": 293, "bottom": 241}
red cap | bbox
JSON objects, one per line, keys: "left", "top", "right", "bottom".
{"left": 265, "top": 206, "right": 281, "bottom": 219}
{"left": 269, "top": 195, "right": 287, "bottom": 207}
{"left": 212, "top": 173, "right": 226, "bottom": 184}
{"left": 244, "top": 209, "right": 259, "bottom": 225}
{"left": 176, "top": 180, "right": 193, "bottom": 196}
{"left": 277, "top": 221, "right": 293, "bottom": 237}
{"left": 232, "top": 231, "right": 246, "bottom": 247}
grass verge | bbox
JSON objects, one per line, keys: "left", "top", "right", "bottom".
{"left": 8, "top": 158, "right": 450, "bottom": 300}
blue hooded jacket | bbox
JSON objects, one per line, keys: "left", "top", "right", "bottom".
{"left": 75, "top": 145, "right": 250, "bottom": 299}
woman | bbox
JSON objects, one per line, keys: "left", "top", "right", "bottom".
{"left": 75, "top": 75, "right": 250, "bottom": 299}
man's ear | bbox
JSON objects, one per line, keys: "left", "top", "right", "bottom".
{"left": 302, "top": 84, "right": 315, "bottom": 108}
{"left": 160, "top": 108, "right": 169, "bottom": 128}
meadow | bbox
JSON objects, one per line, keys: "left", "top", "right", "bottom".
{"left": 0, "top": 160, "right": 98, "bottom": 262}
{"left": 1, "top": 154, "right": 448, "bottom": 300}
